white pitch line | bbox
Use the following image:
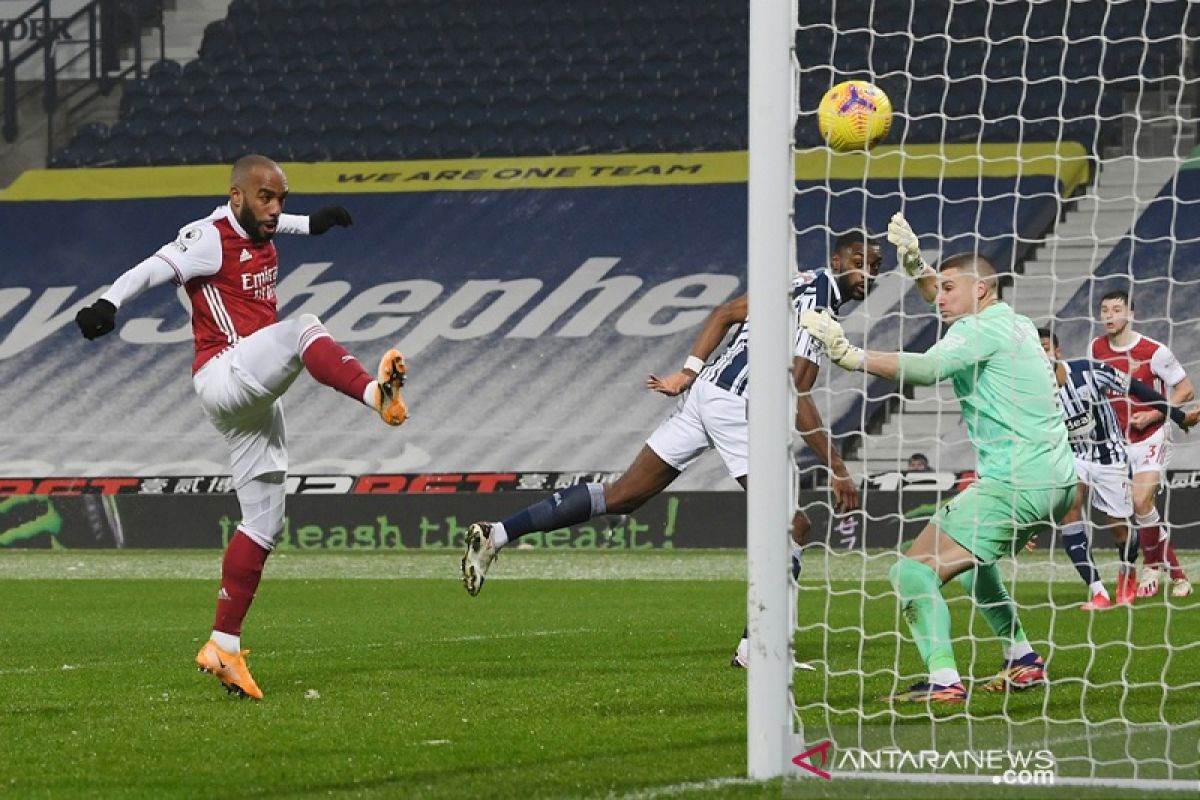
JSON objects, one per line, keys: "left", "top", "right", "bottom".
{"left": 611, "top": 776, "right": 762, "bottom": 799}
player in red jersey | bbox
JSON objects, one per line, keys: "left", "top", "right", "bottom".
{"left": 74, "top": 155, "right": 410, "bottom": 699}
{"left": 1091, "top": 290, "right": 1194, "bottom": 599}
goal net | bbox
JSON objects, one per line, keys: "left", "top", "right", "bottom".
{"left": 748, "top": 0, "right": 1200, "bottom": 790}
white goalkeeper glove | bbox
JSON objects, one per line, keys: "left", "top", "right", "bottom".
{"left": 799, "top": 310, "right": 864, "bottom": 371}
{"left": 888, "top": 212, "right": 934, "bottom": 279}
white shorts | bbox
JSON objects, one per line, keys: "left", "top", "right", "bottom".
{"left": 1126, "top": 427, "right": 1171, "bottom": 478}
{"left": 1074, "top": 456, "right": 1132, "bottom": 519}
{"left": 192, "top": 319, "right": 308, "bottom": 488}
{"left": 646, "top": 379, "right": 747, "bottom": 479}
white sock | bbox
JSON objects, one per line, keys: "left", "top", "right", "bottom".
{"left": 361, "top": 380, "right": 378, "bottom": 408}
{"left": 489, "top": 521, "right": 509, "bottom": 550}
{"left": 1089, "top": 580, "right": 1108, "bottom": 598}
{"left": 930, "top": 667, "right": 961, "bottom": 686}
{"left": 1004, "top": 641, "right": 1034, "bottom": 661}
{"left": 211, "top": 631, "right": 240, "bottom": 653}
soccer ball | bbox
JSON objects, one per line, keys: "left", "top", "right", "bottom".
{"left": 817, "top": 80, "right": 893, "bottom": 152}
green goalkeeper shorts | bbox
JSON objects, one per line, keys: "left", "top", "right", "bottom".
{"left": 933, "top": 477, "right": 1076, "bottom": 564}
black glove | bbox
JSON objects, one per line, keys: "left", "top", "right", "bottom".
{"left": 309, "top": 206, "right": 353, "bottom": 235}
{"left": 75, "top": 299, "right": 117, "bottom": 340}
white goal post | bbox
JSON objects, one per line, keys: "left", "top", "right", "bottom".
{"left": 745, "top": 0, "right": 798, "bottom": 779}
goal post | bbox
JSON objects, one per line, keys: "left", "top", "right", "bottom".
{"left": 745, "top": 0, "right": 800, "bottom": 779}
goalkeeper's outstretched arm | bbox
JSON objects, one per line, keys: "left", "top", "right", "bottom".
{"left": 797, "top": 309, "right": 996, "bottom": 386}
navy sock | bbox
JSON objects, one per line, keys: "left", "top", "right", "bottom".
{"left": 1116, "top": 532, "right": 1140, "bottom": 568}
{"left": 501, "top": 483, "right": 604, "bottom": 540}
{"left": 1061, "top": 522, "right": 1099, "bottom": 587}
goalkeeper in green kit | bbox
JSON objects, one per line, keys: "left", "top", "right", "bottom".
{"left": 801, "top": 214, "right": 1075, "bottom": 704}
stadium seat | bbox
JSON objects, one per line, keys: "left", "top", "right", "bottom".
{"left": 146, "top": 59, "right": 182, "bottom": 83}
{"left": 109, "top": 117, "right": 151, "bottom": 146}
{"left": 48, "top": 0, "right": 1188, "bottom": 167}
{"left": 73, "top": 121, "right": 109, "bottom": 144}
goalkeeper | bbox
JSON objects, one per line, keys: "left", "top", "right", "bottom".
{"left": 801, "top": 214, "right": 1075, "bottom": 703}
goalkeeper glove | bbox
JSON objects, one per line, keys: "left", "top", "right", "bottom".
{"left": 799, "top": 309, "right": 864, "bottom": 371}
{"left": 309, "top": 206, "right": 353, "bottom": 235}
{"left": 75, "top": 299, "right": 117, "bottom": 340}
{"left": 887, "top": 212, "right": 933, "bottom": 279}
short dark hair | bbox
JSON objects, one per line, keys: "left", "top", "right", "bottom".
{"left": 1101, "top": 289, "right": 1133, "bottom": 310}
{"left": 937, "top": 251, "right": 993, "bottom": 274}
{"left": 1036, "top": 327, "right": 1058, "bottom": 346}
{"left": 834, "top": 230, "right": 879, "bottom": 252}
{"left": 937, "top": 251, "right": 997, "bottom": 291}
{"left": 908, "top": 452, "right": 928, "bottom": 463}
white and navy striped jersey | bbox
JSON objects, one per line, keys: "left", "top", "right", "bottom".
{"left": 699, "top": 268, "right": 842, "bottom": 398}
{"left": 791, "top": 269, "right": 843, "bottom": 365}
{"left": 1057, "top": 358, "right": 1132, "bottom": 465}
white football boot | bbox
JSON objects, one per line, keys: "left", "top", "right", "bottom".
{"left": 461, "top": 522, "right": 498, "bottom": 597}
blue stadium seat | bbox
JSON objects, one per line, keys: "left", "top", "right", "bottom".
{"left": 72, "top": 0, "right": 1180, "bottom": 167}
{"left": 198, "top": 20, "right": 238, "bottom": 61}
{"left": 146, "top": 59, "right": 183, "bottom": 83}
{"left": 109, "top": 117, "right": 151, "bottom": 146}
{"left": 74, "top": 120, "right": 109, "bottom": 144}
{"left": 182, "top": 59, "right": 215, "bottom": 83}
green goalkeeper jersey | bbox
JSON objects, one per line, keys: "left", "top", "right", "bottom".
{"left": 898, "top": 302, "right": 1074, "bottom": 488}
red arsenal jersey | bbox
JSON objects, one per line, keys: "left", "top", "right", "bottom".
{"left": 1090, "top": 333, "right": 1187, "bottom": 443}
{"left": 150, "top": 205, "right": 307, "bottom": 373}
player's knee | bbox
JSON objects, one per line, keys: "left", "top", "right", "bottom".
{"left": 236, "top": 473, "right": 287, "bottom": 547}
{"left": 955, "top": 569, "right": 976, "bottom": 596}
{"left": 888, "top": 559, "right": 909, "bottom": 590}
{"left": 238, "top": 527, "right": 276, "bottom": 551}
{"left": 890, "top": 557, "right": 937, "bottom": 594}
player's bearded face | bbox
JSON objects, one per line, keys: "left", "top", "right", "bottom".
{"left": 834, "top": 244, "right": 881, "bottom": 301}
{"left": 233, "top": 170, "right": 288, "bottom": 243}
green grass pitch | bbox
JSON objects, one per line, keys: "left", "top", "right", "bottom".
{"left": 0, "top": 550, "right": 1196, "bottom": 799}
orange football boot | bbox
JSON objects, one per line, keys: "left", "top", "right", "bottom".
{"left": 375, "top": 349, "right": 408, "bottom": 426}
{"left": 196, "top": 639, "right": 263, "bottom": 700}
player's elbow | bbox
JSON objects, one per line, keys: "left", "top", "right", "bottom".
{"left": 712, "top": 296, "right": 748, "bottom": 326}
